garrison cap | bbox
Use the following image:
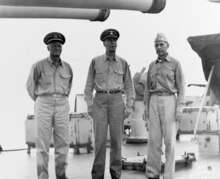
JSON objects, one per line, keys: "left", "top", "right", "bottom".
{"left": 154, "top": 33, "right": 168, "bottom": 43}
{"left": 44, "top": 32, "right": 65, "bottom": 45}
{"left": 100, "top": 29, "right": 120, "bottom": 41}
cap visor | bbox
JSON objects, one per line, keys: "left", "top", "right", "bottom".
{"left": 47, "top": 38, "right": 64, "bottom": 44}
{"left": 104, "top": 34, "right": 118, "bottom": 40}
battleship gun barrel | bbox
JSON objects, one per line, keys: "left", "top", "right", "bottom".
{"left": 0, "top": 6, "right": 110, "bottom": 21}
{"left": 0, "top": 0, "right": 166, "bottom": 14}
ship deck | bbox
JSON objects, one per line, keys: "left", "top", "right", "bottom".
{"left": 1, "top": 135, "right": 220, "bottom": 179}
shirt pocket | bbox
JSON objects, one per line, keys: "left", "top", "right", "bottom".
{"left": 59, "top": 71, "right": 72, "bottom": 88}
{"left": 150, "top": 69, "right": 157, "bottom": 82}
{"left": 114, "top": 70, "right": 124, "bottom": 84}
{"left": 41, "top": 72, "right": 53, "bottom": 84}
{"left": 95, "top": 69, "right": 107, "bottom": 84}
{"left": 163, "top": 66, "right": 175, "bottom": 81}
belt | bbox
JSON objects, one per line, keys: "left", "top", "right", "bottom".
{"left": 152, "top": 91, "right": 173, "bottom": 96}
{"left": 96, "top": 90, "right": 121, "bottom": 94}
{"left": 40, "top": 94, "right": 67, "bottom": 98}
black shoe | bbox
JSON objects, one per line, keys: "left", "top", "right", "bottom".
{"left": 148, "top": 177, "right": 159, "bottom": 179}
{"left": 56, "top": 173, "right": 68, "bottom": 179}
{"left": 56, "top": 177, "right": 68, "bottom": 179}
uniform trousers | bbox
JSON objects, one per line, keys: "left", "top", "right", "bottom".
{"left": 91, "top": 93, "right": 125, "bottom": 179}
{"left": 146, "top": 94, "right": 177, "bottom": 179}
{"left": 34, "top": 96, "right": 70, "bottom": 179}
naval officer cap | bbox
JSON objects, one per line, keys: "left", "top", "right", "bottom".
{"left": 100, "top": 29, "right": 120, "bottom": 41}
{"left": 44, "top": 32, "right": 65, "bottom": 45}
{"left": 154, "top": 33, "right": 168, "bottom": 43}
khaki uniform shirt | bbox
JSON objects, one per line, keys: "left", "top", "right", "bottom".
{"left": 144, "top": 55, "right": 185, "bottom": 112}
{"left": 26, "top": 57, "right": 73, "bottom": 101}
{"left": 84, "top": 54, "right": 134, "bottom": 109}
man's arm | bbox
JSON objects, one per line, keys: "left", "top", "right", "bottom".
{"left": 143, "top": 65, "right": 151, "bottom": 120}
{"left": 123, "top": 61, "right": 135, "bottom": 115}
{"left": 175, "top": 61, "right": 185, "bottom": 112}
{"left": 26, "top": 63, "right": 39, "bottom": 101}
{"left": 175, "top": 60, "right": 185, "bottom": 121}
{"left": 84, "top": 59, "right": 95, "bottom": 113}
{"left": 67, "top": 64, "right": 73, "bottom": 97}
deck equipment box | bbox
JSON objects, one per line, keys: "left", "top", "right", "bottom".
{"left": 178, "top": 106, "right": 220, "bottom": 134}
{"left": 69, "top": 113, "right": 94, "bottom": 154}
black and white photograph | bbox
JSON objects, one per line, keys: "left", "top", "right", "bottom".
{"left": 0, "top": 0, "right": 220, "bottom": 179}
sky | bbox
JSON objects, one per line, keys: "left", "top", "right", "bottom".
{"left": 0, "top": 0, "right": 220, "bottom": 149}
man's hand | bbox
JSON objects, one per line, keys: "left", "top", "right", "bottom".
{"left": 176, "top": 104, "right": 183, "bottom": 122}
{"left": 144, "top": 107, "right": 149, "bottom": 122}
{"left": 87, "top": 105, "right": 93, "bottom": 118}
{"left": 125, "top": 105, "right": 134, "bottom": 119}
{"left": 176, "top": 111, "right": 182, "bottom": 122}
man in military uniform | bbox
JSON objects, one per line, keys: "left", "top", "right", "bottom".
{"left": 84, "top": 28, "right": 134, "bottom": 179}
{"left": 144, "top": 33, "right": 185, "bottom": 179}
{"left": 26, "top": 32, "right": 73, "bottom": 179}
